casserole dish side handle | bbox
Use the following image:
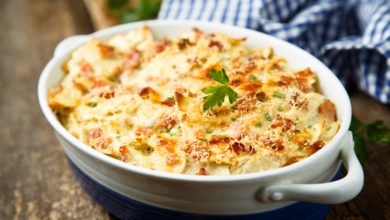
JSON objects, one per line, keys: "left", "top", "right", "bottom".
{"left": 258, "top": 131, "right": 364, "bottom": 204}
{"left": 54, "top": 35, "right": 88, "bottom": 57}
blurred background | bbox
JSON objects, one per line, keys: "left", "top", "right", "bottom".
{"left": 0, "top": 0, "right": 389, "bottom": 219}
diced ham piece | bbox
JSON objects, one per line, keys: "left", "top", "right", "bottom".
{"left": 123, "top": 49, "right": 141, "bottom": 69}
{"left": 196, "top": 168, "right": 207, "bottom": 175}
{"left": 88, "top": 128, "right": 102, "bottom": 139}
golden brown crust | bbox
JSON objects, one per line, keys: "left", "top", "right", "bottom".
{"left": 48, "top": 27, "right": 340, "bottom": 175}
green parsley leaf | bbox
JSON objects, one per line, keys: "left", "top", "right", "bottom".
{"left": 107, "top": 0, "right": 128, "bottom": 9}
{"left": 203, "top": 86, "right": 227, "bottom": 110}
{"left": 350, "top": 115, "right": 364, "bottom": 132}
{"left": 353, "top": 132, "right": 369, "bottom": 165}
{"left": 265, "top": 112, "right": 272, "bottom": 121}
{"left": 202, "top": 85, "right": 223, "bottom": 94}
{"left": 90, "top": 102, "right": 97, "bottom": 108}
{"left": 226, "top": 87, "right": 238, "bottom": 103}
{"left": 350, "top": 115, "right": 390, "bottom": 165}
{"left": 273, "top": 92, "right": 285, "bottom": 98}
{"left": 231, "top": 117, "right": 237, "bottom": 122}
{"left": 298, "top": 146, "right": 304, "bottom": 151}
{"left": 202, "top": 69, "right": 238, "bottom": 110}
{"left": 209, "top": 68, "right": 229, "bottom": 84}
{"left": 366, "top": 121, "right": 390, "bottom": 144}
{"left": 107, "top": 0, "right": 162, "bottom": 23}
{"left": 255, "top": 122, "right": 262, "bottom": 128}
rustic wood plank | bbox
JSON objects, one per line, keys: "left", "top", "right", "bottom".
{"left": 0, "top": 0, "right": 388, "bottom": 219}
{"left": 327, "top": 92, "right": 390, "bottom": 220}
{"left": 83, "top": 0, "right": 119, "bottom": 30}
{"left": 0, "top": 0, "right": 108, "bottom": 219}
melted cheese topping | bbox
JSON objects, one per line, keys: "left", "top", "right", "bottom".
{"left": 49, "top": 26, "right": 340, "bottom": 176}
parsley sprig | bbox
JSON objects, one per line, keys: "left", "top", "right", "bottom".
{"left": 107, "top": 0, "right": 161, "bottom": 23}
{"left": 202, "top": 69, "right": 238, "bottom": 111}
{"left": 350, "top": 115, "right": 390, "bottom": 165}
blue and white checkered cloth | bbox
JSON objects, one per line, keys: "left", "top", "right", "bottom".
{"left": 159, "top": 0, "right": 390, "bottom": 103}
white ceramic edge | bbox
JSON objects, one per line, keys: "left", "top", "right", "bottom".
{"left": 38, "top": 19, "right": 352, "bottom": 183}
{"left": 62, "top": 130, "right": 342, "bottom": 214}
{"left": 54, "top": 35, "right": 88, "bottom": 57}
{"left": 258, "top": 131, "right": 364, "bottom": 204}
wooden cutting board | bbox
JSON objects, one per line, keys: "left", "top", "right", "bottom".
{"left": 83, "top": 0, "right": 139, "bottom": 30}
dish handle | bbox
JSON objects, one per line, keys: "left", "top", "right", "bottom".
{"left": 257, "top": 131, "right": 364, "bottom": 204}
{"left": 54, "top": 35, "right": 88, "bottom": 57}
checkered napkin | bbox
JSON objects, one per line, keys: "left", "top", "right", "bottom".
{"left": 158, "top": 0, "right": 390, "bottom": 103}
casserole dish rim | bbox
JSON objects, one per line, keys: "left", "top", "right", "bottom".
{"left": 38, "top": 19, "right": 352, "bottom": 182}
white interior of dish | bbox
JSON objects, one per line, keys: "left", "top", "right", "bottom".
{"left": 38, "top": 20, "right": 351, "bottom": 181}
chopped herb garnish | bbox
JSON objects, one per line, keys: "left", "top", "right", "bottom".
{"left": 231, "top": 117, "right": 237, "bottom": 122}
{"left": 255, "top": 122, "right": 262, "bottom": 128}
{"left": 110, "top": 76, "right": 120, "bottom": 83}
{"left": 298, "top": 146, "right": 304, "bottom": 151}
{"left": 164, "top": 96, "right": 175, "bottom": 101}
{"left": 308, "top": 125, "right": 313, "bottom": 129}
{"left": 172, "top": 64, "right": 176, "bottom": 69}
{"left": 90, "top": 102, "right": 97, "bottom": 108}
{"left": 249, "top": 75, "right": 258, "bottom": 81}
{"left": 273, "top": 92, "right": 285, "bottom": 98}
{"left": 202, "top": 68, "right": 238, "bottom": 110}
{"left": 264, "top": 113, "right": 272, "bottom": 121}
{"left": 277, "top": 106, "right": 283, "bottom": 112}
{"left": 170, "top": 125, "right": 182, "bottom": 137}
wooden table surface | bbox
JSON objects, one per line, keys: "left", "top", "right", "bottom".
{"left": 1, "top": 0, "right": 389, "bottom": 219}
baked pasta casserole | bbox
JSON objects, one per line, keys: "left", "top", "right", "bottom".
{"left": 49, "top": 26, "right": 340, "bottom": 175}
